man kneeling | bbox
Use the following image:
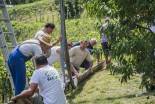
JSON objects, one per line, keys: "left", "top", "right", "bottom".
{"left": 11, "top": 55, "right": 66, "bottom": 104}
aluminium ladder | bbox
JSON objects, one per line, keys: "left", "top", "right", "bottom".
{"left": 0, "top": 0, "right": 17, "bottom": 98}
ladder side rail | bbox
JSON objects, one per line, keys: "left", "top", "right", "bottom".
{"left": 0, "top": 23, "right": 15, "bottom": 95}
{"left": 1, "top": 0, "right": 17, "bottom": 46}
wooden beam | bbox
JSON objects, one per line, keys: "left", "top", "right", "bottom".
{"left": 65, "top": 60, "right": 106, "bottom": 90}
{"left": 77, "top": 60, "right": 106, "bottom": 85}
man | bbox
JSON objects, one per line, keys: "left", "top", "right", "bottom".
{"left": 72, "top": 38, "right": 97, "bottom": 70}
{"left": 8, "top": 34, "right": 61, "bottom": 95}
{"left": 34, "top": 23, "right": 55, "bottom": 39}
{"left": 11, "top": 55, "right": 66, "bottom": 104}
{"left": 100, "top": 17, "right": 112, "bottom": 63}
{"left": 47, "top": 41, "right": 80, "bottom": 78}
{"left": 69, "top": 40, "right": 93, "bottom": 73}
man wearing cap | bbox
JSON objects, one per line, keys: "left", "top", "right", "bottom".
{"left": 34, "top": 23, "right": 55, "bottom": 39}
{"left": 11, "top": 55, "right": 66, "bottom": 104}
{"left": 72, "top": 38, "right": 97, "bottom": 70}
{"left": 7, "top": 34, "right": 61, "bottom": 95}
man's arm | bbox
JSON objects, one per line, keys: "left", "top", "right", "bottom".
{"left": 89, "top": 60, "right": 93, "bottom": 68}
{"left": 11, "top": 83, "right": 38, "bottom": 101}
{"left": 57, "top": 48, "right": 80, "bottom": 78}
{"left": 50, "top": 35, "right": 62, "bottom": 48}
{"left": 85, "top": 51, "right": 93, "bottom": 69}
{"left": 70, "top": 64, "right": 80, "bottom": 78}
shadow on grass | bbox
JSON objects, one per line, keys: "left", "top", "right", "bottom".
{"left": 105, "top": 91, "right": 155, "bottom": 101}
{"left": 66, "top": 74, "right": 95, "bottom": 104}
{"left": 105, "top": 94, "right": 136, "bottom": 100}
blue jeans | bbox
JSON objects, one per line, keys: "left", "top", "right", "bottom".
{"left": 80, "top": 59, "right": 90, "bottom": 70}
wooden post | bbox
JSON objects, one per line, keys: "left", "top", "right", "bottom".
{"left": 60, "top": 0, "right": 75, "bottom": 89}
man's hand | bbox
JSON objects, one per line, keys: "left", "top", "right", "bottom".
{"left": 50, "top": 35, "right": 62, "bottom": 48}
{"left": 56, "top": 35, "right": 62, "bottom": 42}
{"left": 75, "top": 72, "right": 80, "bottom": 79}
{"left": 11, "top": 96, "right": 17, "bottom": 103}
{"left": 88, "top": 67, "right": 93, "bottom": 73}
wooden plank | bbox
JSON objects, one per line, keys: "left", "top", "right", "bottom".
{"left": 77, "top": 60, "right": 106, "bottom": 85}
{"left": 65, "top": 60, "right": 106, "bottom": 89}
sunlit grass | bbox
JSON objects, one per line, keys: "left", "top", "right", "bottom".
{"left": 7, "top": 0, "right": 53, "bottom": 9}
{"left": 66, "top": 69, "right": 155, "bottom": 104}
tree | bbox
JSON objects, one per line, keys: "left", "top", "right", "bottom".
{"left": 65, "top": 1, "right": 75, "bottom": 19}
{"left": 74, "top": 0, "right": 80, "bottom": 15}
{"left": 83, "top": 0, "right": 155, "bottom": 90}
{"left": 5, "top": 0, "right": 41, "bottom": 5}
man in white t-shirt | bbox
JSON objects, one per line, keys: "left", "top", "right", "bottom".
{"left": 34, "top": 23, "right": 55, "bottom": 39}
{"left": 11, "top": 55, "right": 66, "bottom": 104}
{"left": 69, "top": 40, "right": 93, "bottom": 73}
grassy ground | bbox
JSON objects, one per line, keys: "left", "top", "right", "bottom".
{"left": 1, "top": 0, "right": 154, "bottom": 104}
{"left": 66, "top": 69, "right": 155, "bottom": 104}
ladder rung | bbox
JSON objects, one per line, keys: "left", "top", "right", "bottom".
{"left": 0, "top": 18, "right": 9, "bottom": 21}
{"left": 8, "top": 45, "right": 16, "bottom": 48}
{"left": 1, "top": 46, "right": 7, "bottom": 48}
{"left": 3, "top": 32, "right": 13, "bottom": 34}
{"left": 1, "top": 45, "right": 16, "bottom": 48}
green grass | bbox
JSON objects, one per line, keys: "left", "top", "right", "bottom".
{"left": 66, "top": 70, "right": 155, "bottom": 104}
{"left": 1, "top": 0, "right": 154, "bottom": 104}
{"left": 7, "top": 0, "right": 54, "bottom": 9}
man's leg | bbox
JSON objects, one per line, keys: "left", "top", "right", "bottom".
{"left": 15, "top": 60, "right": 26, "bottom": 95}
{"left": 80, "top": 59, "right": 90, "bottom": 70}
{"left": 30, "top": 93, "right": 44, "bottom": 104}
{"left": 104, "top": 50, "right": 109, "bottom": 63}
{"left": 8, "top": 56, "right": 26, "bottom": 95}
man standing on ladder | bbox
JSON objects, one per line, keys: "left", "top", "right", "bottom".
{"left": 7, "top": 34, "right": 61, "bottom": 95}
{"left": 34, "top": 23, "right": 55, "bottom": 39}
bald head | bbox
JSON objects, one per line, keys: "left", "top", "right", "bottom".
{"left": 90, "top": 38, "right": 97, "bottom": 46}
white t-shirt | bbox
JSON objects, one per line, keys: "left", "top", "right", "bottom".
{"left": 30, "top": 65, "right": 66, "bottom": 104}
{"left": 34, "top": 29, "right": 47, "bottom": 39}
{"left": 19, "top": 39, "right": 42, "bottom": 57}
{"left": 47, "top": 46, "right": 60, "bottom": 65}
{"left": 150, "top": 25, "right": 155, "bottom": 33}
{"left": 69, "top": 46, "right": 93, "bottom": 68}
{"left": 150, "top": 19, "right": 155, "bottom": 33}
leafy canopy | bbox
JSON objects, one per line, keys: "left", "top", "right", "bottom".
{"left": 83, "top": 0, "right": 155, "bottom": 90}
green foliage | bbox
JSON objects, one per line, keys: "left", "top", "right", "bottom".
{"left": 67, "top": 70, "right": 155, "bottom": 104}
{"left": 65, "top": 1, "right": 75, "bottom": 19}
{"left": 6, "top": 0, "right": 41, "bottom": 5}
{"left": 93, "top": 47, "right": 103, "bottom": 62}
{"left": 83, "top": 0, "right": 155, "bottom": 89}
{"left": 74, "top": 0, "right": 80, "bottom": 15}
{"left": 0, "top": 53, "right": 12, "bottom": 102}
{"left": 12, "top": 21, "right": 45, "bottom": 42}
{"left": 64, "top": 0, "right": 81, "bottom": 19}
{"left": 8, "top": 2, "right": 55, "bottom": 21}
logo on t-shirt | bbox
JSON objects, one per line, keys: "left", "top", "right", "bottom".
{"left": 45, "top": 71, "right": 58, "bottom": 81}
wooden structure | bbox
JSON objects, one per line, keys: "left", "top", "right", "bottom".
{"left": 65, "top": 60, "right": 106, "bottom": 91}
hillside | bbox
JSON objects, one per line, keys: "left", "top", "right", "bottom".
{"left": 0, "top": 0, "right": 155, "bottom": 104}
{"left": 67, "top": 70, "right": 155, "bottom": 104}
